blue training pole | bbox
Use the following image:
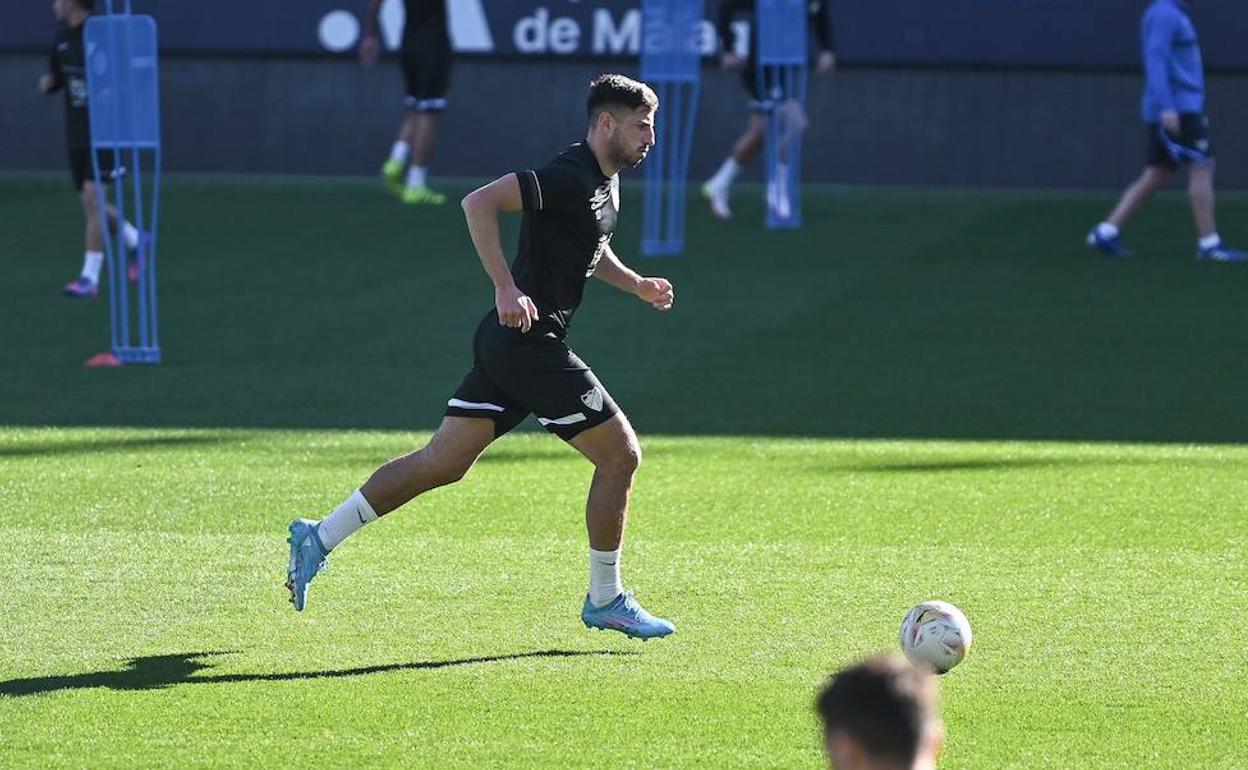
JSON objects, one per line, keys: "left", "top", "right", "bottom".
{"left": 640, "top": 0, "right": 704, "bottom": 257}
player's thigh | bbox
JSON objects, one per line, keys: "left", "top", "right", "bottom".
{"left": 423, "top": 415, "right": 497, "bottom": 475}
{"left": 568, "top": 413, "right": 641, "bottom": 474}
{"left": 79, "top": 179, "right": 99, "bottom": 214}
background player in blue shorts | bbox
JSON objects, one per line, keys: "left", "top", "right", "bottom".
{"left": 286, "top": 75, "right": 679, "bottom": 640}
{"left": 1087, "top": 0, "right": 1244, "bottom": 262}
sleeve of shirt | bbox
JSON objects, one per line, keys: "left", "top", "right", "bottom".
{"left": 515, "top": 162, "right": 585, "bottom": 213}
{"left": 811, "top": 0, "right": 835, "bottom": 53}
{"left": 1142, "top": 8, "right": 1177, "bottom": 113}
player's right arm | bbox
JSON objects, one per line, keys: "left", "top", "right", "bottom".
{"left": 461, "top": 175, "right": 539, "bottom": 332}
{"left": 1142, "top": 7, "right": 1179, "bottom": 134}
{"left": 359, "top": 0, "right": 382, "bottom": 66}
{"left": 41, "top": 38, "right": 63, "bottom": 94}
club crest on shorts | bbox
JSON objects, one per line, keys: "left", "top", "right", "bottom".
{"left": 581, "top": 387, "right": 604, "bottom": 412}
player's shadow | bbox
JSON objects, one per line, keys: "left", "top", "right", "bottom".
{"left": 0, "top": 649, "right": 629, "bottom": 699}
{"left": 0, "top": 434, "right": 228, "bottom": 458}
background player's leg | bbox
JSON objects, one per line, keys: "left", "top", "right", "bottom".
{"left": 381, "top": 110, "right": 418, "bottom": 193}
{"left": 704, "top": 114, "right": 767, "bottom": 220}
{"left": 1106, "top": 166, "right": 1172, "bottom": 230}
{"left": 1088, "top": 166, "right": 1172, "bottom": 258}
{"left": 65, "top": 180, "right": 105, "bottom": 296}
{"left": 1187, "top": 160, "right": 1217, "bottom": 241}
{"left": 402, "top": 111, "right": 445, "bottom": 204}
{"left": 1188, "top": 161, "right": 1245, "bottom": 260}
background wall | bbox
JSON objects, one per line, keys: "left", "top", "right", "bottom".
{"left": 3, "top": 54, "right": 1246, "bottom": 189}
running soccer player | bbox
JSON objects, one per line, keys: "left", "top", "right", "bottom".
{"left": 1087, "top": 0, "right": 1245, "bottom": 262}
{"left": 360, "top": 0, "right": 451, "bottom": 205}
{"left": 41, "top": 0, "right": 145, "bottom": 298}
{"left": 286, "top": 75, "right": 677, "bottom": 640}
{"left": 702, "top": 0, "right": 835, "bottom": 221}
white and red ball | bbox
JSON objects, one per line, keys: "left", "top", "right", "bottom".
{"left": 899, "top": 600, "right": 973, "bottom": 673}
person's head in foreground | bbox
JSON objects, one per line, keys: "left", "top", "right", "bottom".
{"left": 815, "top": 655, "right": 944, "bottom": 770}
{"left": 585, "top": 73, "right": 657, "bottom": 171}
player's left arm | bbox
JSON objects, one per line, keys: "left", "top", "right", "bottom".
{"left": 812, "top": 0, "right": 836, "bottom": 76}
{"left": 593, "top": 244, "right": 674, "bottom": 311}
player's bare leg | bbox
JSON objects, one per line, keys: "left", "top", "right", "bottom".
{"left": 703, "top": 113, "right": 766, "bottom": 220}
{"left": 1188, "top": 160, "right": 1246, "bottom": 261}
{"left": 285, "top": 416, "right": 495, "bottom": 611}
{"left": 570, "top": 413, "right": 674, "bottom": 639}
{"left": 1087, "top": 166, "right": 1172, "bottom": 258}
{"left": 1187, "top": 161, "right": 1216, "bottom": 240}
{"left": 381, "top": 110, "right": 419, "bottom": 193}
{"left": 1107, "top": 166, "right": 1172, "bottom": 230}
{"left": 401, "top": 111, "right": 446, "bottom": 205}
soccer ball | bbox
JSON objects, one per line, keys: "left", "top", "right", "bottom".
{"left": 899, "top": 601, "right": 973, "bottom": 674}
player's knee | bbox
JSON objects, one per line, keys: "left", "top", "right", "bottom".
{"left": 603, "top": 440, "right": 642, "bottom": 478}
{"left": 419, "top": 444, "right": 476, "bottom": 487}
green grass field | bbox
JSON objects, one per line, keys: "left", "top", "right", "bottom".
{"left": 1, "top": 176, "right": 1246, "bottom": 768}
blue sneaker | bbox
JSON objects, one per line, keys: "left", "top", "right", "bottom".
{"left": 581, "top": 591, "right": 675, "bottom": 640}
{"left": 285, "top": 519, "right": 329, "bottom": 612}
{"left": 1086, "top": 228, "right": 1134, "bottom": 258}
{"left": 63, "top": 276, "right": 99, "bottom": 298}
{"left": 1197, "top": 242, "right": 1248, "bottom": 263}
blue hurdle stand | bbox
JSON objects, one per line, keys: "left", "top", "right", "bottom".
{"left": 757, "top": 0, "right": 808, "bottom": 229}
{"left": 84, "top": 0, "right": 162, "bottom": 366}
{"left": 640, "top": 0, "right": 704, "bottom": 257}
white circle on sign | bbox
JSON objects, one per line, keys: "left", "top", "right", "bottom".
{"left": 319, "top": 11, "right": 360, "bottom": 52}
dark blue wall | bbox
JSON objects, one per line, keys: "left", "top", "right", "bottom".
{"left": 3, "top": 54, "right": 1246, "bottom": 189}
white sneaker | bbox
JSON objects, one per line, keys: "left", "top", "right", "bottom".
{"left": 701, "top": 183, "right": 732, "bottom": 220}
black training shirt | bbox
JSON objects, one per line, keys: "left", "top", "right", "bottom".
{"left": 47, "top": 19, "right": 91, "bottom": 149}
{"left": 513, "top": 142, "right": 619, "bottom": 336}
{"left": 403, "top": 0, "right": 448, "bottom": 41}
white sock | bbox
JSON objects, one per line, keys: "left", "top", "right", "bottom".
{"left": 316, "top": 489, "right": 379, "bottom": 552}
{"left": 82, "top": 250, "right": 104, "bottom": 283}
{"left": 406, "top": 165, "right": 428, "bottom": 189}
{"left": 588, "top": 548, "right": 623, "bottom": 607}
{"left": 388, "top": 140, "right": 410, "bottom": 164}
{"left": 1097, "top": 222, "right": 1120, "bottom": 240}
{"left": 121, "top": 221, "right": 140, "bottom": 250}
{"left": 707, "top": 158, "right": 741, "bottom": 191}
{"left": 1199, "top": 233, "right": 1221, "bottom": 250}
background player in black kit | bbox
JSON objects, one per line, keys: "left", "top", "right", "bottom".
{"left": 40, "top": 0, "right": 144, "bottom": 298}
{"left": 361, "top": 0, "right": 451, "bottom": 205}
{"left": 286, "top": 75, "right": 678, "bottom": 639}
{"left": 702, "top": 0, "right": 836, "bottom": 221}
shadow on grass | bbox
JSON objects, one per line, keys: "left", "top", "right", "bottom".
{"left": 0, "top": 434, "right": 230, "bottom": 458}
{"left": 0, "top": 649, "right": 634, "bottom": 698}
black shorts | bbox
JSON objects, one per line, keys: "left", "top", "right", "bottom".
{"left": 1147, "top": 113, "right": 1214, "bottom": 169}
{"left": 741, "top": 61, "right": 775, "bottom": 113}
{"left": 68, "top": 147, "right": 120, "bottom": 191}
{"left": 445, "top": 313, "right": 620, "bottom": 441}
{"left": 400, "top": 32, "right": 452, "bottom": 112}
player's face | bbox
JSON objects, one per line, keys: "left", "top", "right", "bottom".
{"left": 53, "top": 0, "right": 72, "bottom": 21}
{"left": 610, "top": 106, "right": 656, "bottom": 168}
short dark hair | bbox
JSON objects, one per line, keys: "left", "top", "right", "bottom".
{"left": 815, "top": 656, "right": 939, "bottom": 766}
{"left": 74, "top": 0, "right": 96, "bottom": 11}
{"left": 586, "top": 74, "right": 658, "bottom": 120}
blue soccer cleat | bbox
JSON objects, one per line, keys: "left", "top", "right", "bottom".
{"left": 1086, "top": 228, "right": 1134, "bottom": 258}
{"left": 1197, "top": 242, "right": 1248, "bottom": 263}
{"left": 285, "top": 518, "right": 329, "bottom": 612}
{"left": 581, "top": 590, "right": 675, "bottom": 640}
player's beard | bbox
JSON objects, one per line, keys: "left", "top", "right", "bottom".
{"left": 612, "top": 134, "right": 649, "bottom": 169}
